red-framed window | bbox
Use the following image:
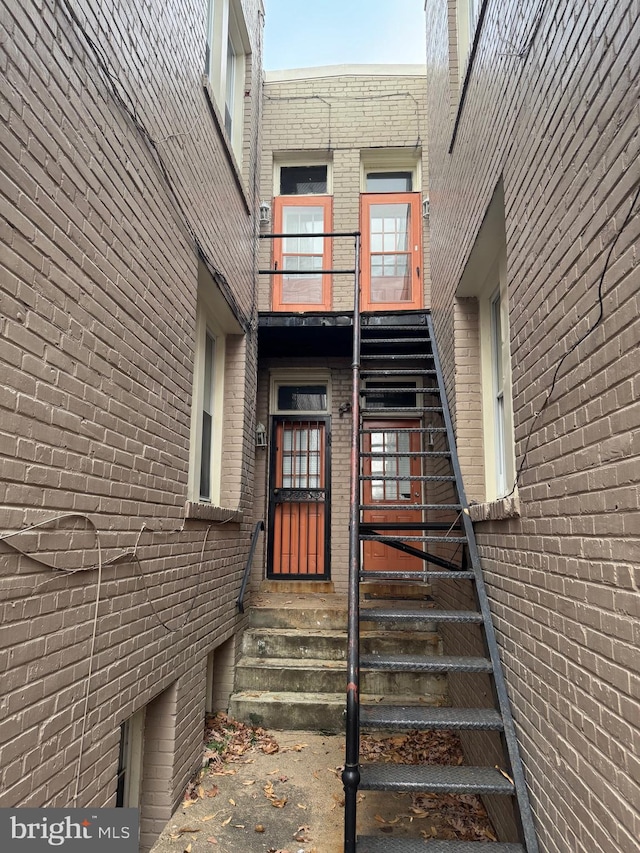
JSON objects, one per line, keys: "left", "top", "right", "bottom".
{"left": 272, "top": 195, "right": 332, "bottom": 311}
{"left": 360, "top": 192, "right": 423, "bottom": 311}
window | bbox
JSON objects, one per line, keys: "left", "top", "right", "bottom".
{"left": 457, "top": 0, "right": 482, "bottom": 83}
{"left": 365, "top": 171, "right": 413, "bottom": 193}
{"left": 490, "top": 291, "right": 506, "bottom": 496}
{"left": 188, "top": 261, "right": 245, "bottom": 512}
{"left": 456, "top": 181, "right": 515, "bottom": 505}
{"left": 205, "top": 0, "right": 250, "bottom": 158}
{"left": 280, "top": 165, "right": 328, "bottom": 195}
{"left": 270, "top": 372, "right": 330, "bottom": 415}
{"left": 116, "top": 709, "right": 145, "bottom": 809}
{"left": 272, "top": 195, "right": 332, "bottom": 311}
{"left": 360, "top": 193, "right": 422, "bottom": 311}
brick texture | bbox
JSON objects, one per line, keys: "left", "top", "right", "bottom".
{"left": 0, "top": 0, "right": 263, "bottom": 845}
{"left": 426, "top": 0, "right": 639, "bottom": 849}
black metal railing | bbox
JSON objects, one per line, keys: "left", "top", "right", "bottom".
{"left": 236, "top": 520, "right": 264, "bottom": 614}
{"left": 342, "top": 234, "right": 361, "bottom": 853}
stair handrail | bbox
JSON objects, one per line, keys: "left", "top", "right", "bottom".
{"left": 343, "top": 233, "right": 362, "bottom": 853}
{"left": 236, "top": 520, "right": 264, "bottom": 614}
{"left": 426, "top": 314, "right": 539, "bottom": 853}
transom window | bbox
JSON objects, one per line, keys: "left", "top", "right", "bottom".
{"left": 277, "top": 384, "right": 328, "bottom": 412}
{"left": 366, "top": 171, "right": 413, "bottom": 192}
{"left": 280, "top": 165, "right": 328, "bottom": 195}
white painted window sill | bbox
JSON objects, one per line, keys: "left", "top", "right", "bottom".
{"left": 468, "top": 491, "right": 520, "bottom": 523}
{"left": 184, "top": 501, "right": 243, "bottom": 524}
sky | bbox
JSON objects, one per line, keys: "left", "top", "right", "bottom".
{"left": 263, "top": 0, "right": 427, "bottom": 71}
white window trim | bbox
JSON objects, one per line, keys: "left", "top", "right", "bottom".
{"left": 188, "top": 262, "right": 243, "bottom": 511}
{"left": 118, "top": 708, "right": 145, "bottom": 810}
{"left": 478, "top": 257, "right": 515, "bottom": 501}
{"left": 360, "top": 149, "right": 422, "bottom": 193}
{"left": 206, "top": 0, "right": 250, "bottom": 159}
{"left": 269, "top": 370, "right": 331, "bottom": 415}
{"left": 190, "top": 311, "right": 226, "bottom": 506}
{"left": 273, "top": 153, "right": 333, "bottom": 198}
{"left": 456, "top": 0, "right": 482, "bottom": 86}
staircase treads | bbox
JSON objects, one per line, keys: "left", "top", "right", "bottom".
{"left": 361, "top": 654, "right": 492, "bottom": 673}
{"left": 360, "top": 450, "right": 451, "bottom": 457}
{"left": 360, "top": 705, "right": 504, "bottom": 731}
{"left": 361, "top": 337, "right": 431, "bottom": 344}
{"left": 360, "top": 353, "right": 434, "bottom": 359}
{"left": 360, "top": 368, "right": 438, "bottom": 376}
{"left": 359, "top": 503, "right": 462, "bottom": 511}
{"left": 359, "top": 764, "right": 514, "bottom": 795}
{"left": 356, "top": 839, "right": 525, "bottom": 852}
{"left": 359, "top": 474, "right": 456, "bottom": 482}
{"left": 361, "top": 608, "right": 482, "bottom": 624}
{"left": 359, "top": 534, "right": 466, "bottom": 543}
{"left": 360, "top": 571, "right": 474, "bottom": 580}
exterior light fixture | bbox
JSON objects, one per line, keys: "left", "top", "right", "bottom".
{"left": 255, "top": 422, "right": 267, "bottom": 447}
{"left": 259, "top": 201, "right": 271, "bottom": 224}
{"left": 422, "top": 197, "right": 430, "bottom": 219}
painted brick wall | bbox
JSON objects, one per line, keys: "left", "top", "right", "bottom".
{"left": 258, "top": 66, "right": 430, "bottom": 312}
{"left": 426, "top": 0, "right": 639, "bottom": 850}
{"left": 0, "top": 0, "right": 263, "bottom": 845}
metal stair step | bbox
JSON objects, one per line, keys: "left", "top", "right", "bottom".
{"left": 359, "top": 534, "right": 466, "bottom": 543}
{"left": 361, "top": 337, "right": 431, "bottom": 344}
{"left": 361, "top": 654, "right": 492, "bottom": 673}
{"left": 360, "top": 570, "right": 474, "bottom": 580}
{"left": 359, "top": 474, "right": 456, "bottom": 481}
{"left": 360, "top": 369, "right": 438, "bottom": 376}
{"left": 361, "top": 608, "right": 482, "bottom": 624}
{"left": 360, "top": 353, "right": 435, "bottom": 360}
{"left": 360, "top": 406, "right": 444, "bottom": 414}
{"left": 360, "top": 450, "right": 451, "bottom": 458}
{"left": 359, "top": 763, "right": 514, "bottom": 795}
{"left": 356, "top": 839, "right": 525, "bottom": 852}
{"left": 360, "top": 705, "right": 503, "bottom": 731}
{"left": 359, "top": 503, "right": 461, "bottom": 511}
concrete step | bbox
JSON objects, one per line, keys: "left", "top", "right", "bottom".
{"left": 249, "top": 593, "right": 347, "bottom": 631}
{"left": 242, "top": 627, "right": 440, "bottom": 660}
{"left": 228, "top": 691, "right": 446, "bottom": 733}
{"left": 234, "top": 656, "right": 448, "bottom": 698}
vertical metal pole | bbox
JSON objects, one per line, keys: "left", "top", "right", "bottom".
{"left": 343, "top": 233, "right": 361, "bottom": 852}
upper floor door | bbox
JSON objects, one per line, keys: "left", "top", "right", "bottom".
{"left": 360, "top": 192, "right": 423, "bottom": 311}
{"left": 360, "top": 169, "right": 422, "bottom": 312}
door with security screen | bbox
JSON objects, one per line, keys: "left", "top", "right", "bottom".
{"left": 268, "top": 417, "right": 330, "bottom": 578}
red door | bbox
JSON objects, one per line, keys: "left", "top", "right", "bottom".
{"left": 362, "top": 420, "right": 423, "bottom": 572}
{"left": 268, "top": 418, "right": 329, "bottom": 578}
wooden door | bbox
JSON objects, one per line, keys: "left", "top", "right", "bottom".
{"left": 268, "top": 418, "right": 329, "bottom": 578}
{"left": 360, "top": 193, "right": 423, "bottom": 311}
{"left": 362, "top": 420, "right": 423, "bottom": 572}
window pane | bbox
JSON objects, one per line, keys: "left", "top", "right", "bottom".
{"left": 280, "top": 165, "right": 328, "bottom": 195}
{"left": 277, "top": 386, "right": 327, "bottom": 411}
{"left": 200, "top": 411, "right": 212, "bottom": 500}
{"left": 200, "top": 332, "right": 215, "bottom": 501}
{"left": 366, "top": 171, "right": 413, "bottom": 192}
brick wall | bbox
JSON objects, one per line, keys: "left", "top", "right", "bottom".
{"left": 426, "top": 0, "right": 639, "bottom": 849}
{"left": 0, "top": 0, "right": 263, "bottom": 844}
{"left": 259, "top": 66, "right": 430, "bottom": 312}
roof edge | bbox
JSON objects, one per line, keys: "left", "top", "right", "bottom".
{"left": 265, "top": 64, "right": 427, "bottom": 82}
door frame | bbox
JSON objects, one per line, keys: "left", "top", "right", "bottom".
{"left": 266, "top": 414, "right": 331, "bottom": 580}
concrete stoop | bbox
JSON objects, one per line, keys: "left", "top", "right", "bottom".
{"left": 228, "top": 587, "right": 448, "bottom": 732}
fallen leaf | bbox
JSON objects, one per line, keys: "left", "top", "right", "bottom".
{"left": 375, "top": 814, "right": 387, "bottom": 824}
{"left": 197, "top": 785, "right": 205, "bottom": 799}
{"left": 495, "top": 766, "right": 514, "bottom": 785}
{"left": 201, "top": 815, "right": 217, "bottom": 823}
{"left": 178, "top": 827, "right": 201, "bottom": 834}
{"left": 243, "top": 780, "right": 256, "bottom": 786}
{"left": 270, "top": 797, "right": 287, "bottom": 808}
{"left": 206, "top": 837, "right": 217, "bottom": 844}
{"left": 221, "top": 816, "right": 232, "bottom": 827}
{"left": 255, "top": 824, "right": 265, "bottom": 833}
{"left": 181, "top": 800, "right": 194, "bottom": 809}
{"left": 234, "top": 824, "right": 245, "bottom": 829}
{"left": 229, "top": 798, "right": 236, "bottom": 806}
{"left": 184, "top": 845, "right": 192, "bottom": 853}
{"left": 206, "top": 786, "right": 220, "bottom": 798}
{"left": 296, "top": 803, "right": 307, "bottom": 810}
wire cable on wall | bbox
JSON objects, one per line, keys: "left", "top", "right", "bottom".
{"left": 507, "top": 182, "right": 640, "bottom": 497}
{"left": 0, "top": 514, "right": 212, "bottom": 806}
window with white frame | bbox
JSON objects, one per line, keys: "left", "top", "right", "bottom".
{"left": 457, "top": 0, "right": 482, "bottom": 82}
{"left": 455, "top": 180, "right": 515, "bottom": 505}
{"left": 188, "top": 262, "right": 244, "bottom": 510}
{"left": 205, "top": 0, "right": 250, "bottom": 159}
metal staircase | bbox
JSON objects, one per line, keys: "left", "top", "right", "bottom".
{"left": 343, "top": 312, "right": 539, "bottom": 853}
